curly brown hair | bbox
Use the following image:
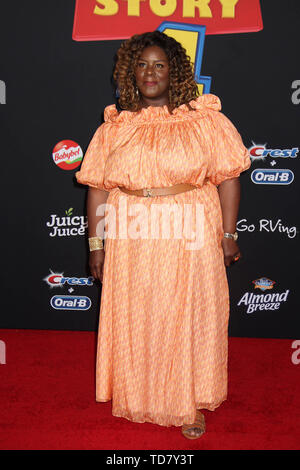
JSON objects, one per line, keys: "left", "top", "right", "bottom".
{"left": 113, "top": 31, "right": 199, "bottom": 112}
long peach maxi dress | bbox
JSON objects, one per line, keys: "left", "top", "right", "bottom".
{"left": 76, "top": 93, "right": 251, "bottom": 427}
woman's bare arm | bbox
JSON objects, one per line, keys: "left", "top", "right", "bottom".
{"left": 87, "top": 187, "right": 109, "bottom": 237}
{"left": 217, "top": 177, "right": 241, "bottom": 267}
{"left": 87, "top": 187, "right": 109, "bottom": 281}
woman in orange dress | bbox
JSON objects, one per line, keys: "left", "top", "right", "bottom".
{"left": 75, "top": 31, "right": 251, "bottom": 439}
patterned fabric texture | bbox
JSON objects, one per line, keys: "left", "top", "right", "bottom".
{"left": 76, "top": 93, "right": 251, "bottom": 427}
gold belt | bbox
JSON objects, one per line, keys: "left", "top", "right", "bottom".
{"left": 118, "top": 183, "right": 197, "bottom": 197}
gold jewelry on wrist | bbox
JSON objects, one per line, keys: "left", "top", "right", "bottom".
{"left": 88, "top": 237, "right": 104, "bottom": 251}
{"left": 223, "top": 231, "right": 238, "bottom": 241}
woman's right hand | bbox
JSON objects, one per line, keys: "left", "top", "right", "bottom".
{"left": 89, "top": 249, "right": 105, "bottom": 283}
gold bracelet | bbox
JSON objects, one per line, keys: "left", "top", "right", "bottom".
{"left": 88, "top": 237, "right": 104, "bottom": 251}
{"left": 223, "top": 231, "right": 238, "bottom": 241}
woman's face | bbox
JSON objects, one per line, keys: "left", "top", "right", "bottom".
{"left": 135, "top": 45, "right": 170, "bottom": 106}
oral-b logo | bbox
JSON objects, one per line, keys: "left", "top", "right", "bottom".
{"left": 50, "top": 295, "right": 91, "bottom": 310}
{"left": 251, "top": 169, "right": 294, "bottom": 185}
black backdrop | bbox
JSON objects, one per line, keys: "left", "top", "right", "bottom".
{"left": 0, "top": 0, "right": 299, "bottom": 337}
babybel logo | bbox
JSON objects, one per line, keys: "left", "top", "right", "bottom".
{"left": 72, "top": 0, "right": 263, "bottom": 41}
{"left": 52, "top": 140, "right": 83, "bottom": 170}
{"left": 251, "top": 169, "right": 294, "bottom": 185}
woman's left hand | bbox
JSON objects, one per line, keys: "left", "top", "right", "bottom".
{"left": 221, "top": 238, "right": 241, "bottom": 267}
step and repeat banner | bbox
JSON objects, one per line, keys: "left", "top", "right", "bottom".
{"left": 1, "top": 0, "right": 299, "bottom": 337}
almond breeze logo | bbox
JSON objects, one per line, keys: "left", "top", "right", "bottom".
{"left": 238, "top": 278, "right": 289, "bottom": 314}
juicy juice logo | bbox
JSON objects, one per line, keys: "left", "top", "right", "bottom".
{"left": 46, "top": 208, "right": 87, "bottom": 237}
{"left": 52, "top": 140, "right": 83, "bottom": 170}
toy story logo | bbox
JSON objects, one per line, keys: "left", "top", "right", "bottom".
{"left": 73, "top": 0, "right": 263, "bottom": 94}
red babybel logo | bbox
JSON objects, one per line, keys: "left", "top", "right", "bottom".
{"left": 52, "top": 140, "right": 83, "bottom": 171}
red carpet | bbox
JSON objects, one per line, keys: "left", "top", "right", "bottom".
{"left": 0, "top": 329, "right": 299, "bottom": 450}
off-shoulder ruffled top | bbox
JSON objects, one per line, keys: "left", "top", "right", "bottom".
{"left": 75, "top": 93, "right": 251, "bottom": 191}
